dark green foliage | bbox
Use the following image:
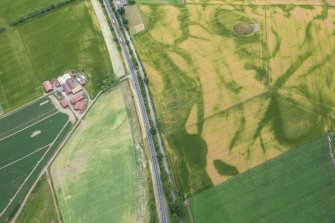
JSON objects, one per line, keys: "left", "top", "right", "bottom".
{"left": 99, "top": 76, "right": 118, "bottom": 92}
{"left": 150, "top": 127, "right": 157, "bottom": 135}
{"left": 118, "top": 7, "right": 125, "bottom": 16}
{"left": 213, "top": 160, "right": 239, "bottom": 176}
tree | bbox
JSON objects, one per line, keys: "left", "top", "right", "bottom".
{"left": 150, "top": 127, "right": 157, "bottom": 135}
{"left": 123, "top": 19, "right": 129, "bottom": 25}
{"left": 118, "top": 7, "right": 125, "bottom": 16}
{"left": 143, "top": 77, "right": 149, "bottom": 85}
{"left": 128, "top": 0, "right": 136, "bottom": 4}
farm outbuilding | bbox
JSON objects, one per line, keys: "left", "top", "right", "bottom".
{"left": 62, "top": 84, "right": 71, "bottom": 95}
{"left": 70, "top": 94, "right": 84, "bottom": 104}
{"left": 74, "top": 101, "right": 85, "bottom": 111}
{"left": 71, "top": 85, "right": 82, "bottom": 94}
{"left": 43, "top": 81, "right": 53, "bottom": 92}
{"left": 60, "top": 99, "right": 69, "bottom": 108}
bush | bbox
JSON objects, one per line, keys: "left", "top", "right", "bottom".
{"left": 150, "top": 127, "right": 157, "bottom": 135}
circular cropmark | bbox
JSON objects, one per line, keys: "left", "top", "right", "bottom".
{"left": 233, "top": 23, "right": 254, "bottom": 35}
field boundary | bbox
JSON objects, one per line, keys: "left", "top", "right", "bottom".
{"left": 46, "top": 170, "right": 63, "bottom": 223}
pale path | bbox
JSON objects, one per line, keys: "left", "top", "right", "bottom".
{"left": 0, "top": 145, "right": 49, "bottom": 171}
{"left": 91, "top": 0, "right": 126, "bottom": 78}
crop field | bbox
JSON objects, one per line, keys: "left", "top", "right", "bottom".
{"left": 134, "top": 3, "right": 335, "bottom": 195}
{"left": 0, "top": 96, "right": 72, "bottom": 222}
{"left": 16, "top": 174, "right": 59, "bottom": 223}
{"left": 189, "top": 137, "right": 335, "bottom": 223}
{"left": 51, "top": 87, "right": 139, "bottom": 222}
{"left": 0, "top": 0, "right": 113, "bottom": 112}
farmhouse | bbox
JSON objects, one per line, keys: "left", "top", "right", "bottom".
{"left": 43, "top": 80, "right": 53, "bottom": 92}
{"left": 57, "top": 73, "right": 83, "bottom": 95}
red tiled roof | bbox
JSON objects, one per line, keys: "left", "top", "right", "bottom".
{"left": 71, "top": 94, "right": 84, "bottom": 104}
{"left": 43, "top": 81, "right": 53, "bottom": 92}
{"left": 60, "top": 99, "right": 69, "bottom": 108}
{"left": 74, "top": 101, "right": 85, "bottom": 111}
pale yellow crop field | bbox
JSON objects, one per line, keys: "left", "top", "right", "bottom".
{"left": 135, "top": 3, "right": 335, "bottom": 195}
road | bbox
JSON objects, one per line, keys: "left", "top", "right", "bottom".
{"left": 116, "top": 5, "right": 176, "bottom": 196}
{"left": 102, "top": 1, "right": 170, "bottom": 222}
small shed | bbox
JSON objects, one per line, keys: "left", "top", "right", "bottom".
{"left": 43, "top": 81, "right": 53, "bottom": 93}
{"left": 71, "top": 85, "right": 82, "bottom": 94}
{"left": 60, "top": 99, "right": 69, "bottom": 108}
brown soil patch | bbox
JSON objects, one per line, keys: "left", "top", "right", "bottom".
{"left": 233, "top": 23, "right": 254, "bottom": 35}
{"left": 30, "top": 130, "right": 41, "bottom": 138}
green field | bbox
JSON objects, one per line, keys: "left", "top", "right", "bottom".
{"left": 0, "top": 96, "right": 72, "bottom": 222}
{"left": 190, "top": 137, "right": 335, "bottom": 222}
{"left": 0, "top": 0, "right": 58, "bottom": 26}
{"left": 51, "top": 87, "right": 138, "bottom": 222}
{"left": 16, "top": 174, "right": 59, "bottom": 223}
{"left": 0, "top": 0, "right": 113, "bottom": 112}
{"left": 134, "top": 3, "right": 335, "bottom": 196}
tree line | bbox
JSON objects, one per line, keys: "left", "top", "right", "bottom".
{"left": 10, "top": 0, "right": 78, "bottom": 26}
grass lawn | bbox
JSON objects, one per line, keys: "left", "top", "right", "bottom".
{"left": 0, "top": 0, "right": 113, "bottom": 112}
{"left": 16, "top": 174, "right": 59, "bottom": 223}
{"left": 190, "top": 137, "right": 335, "bottom": 223}
{"left": 51, "top": 87, "right": 138, "bottom": 222}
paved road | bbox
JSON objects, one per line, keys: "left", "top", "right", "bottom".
{"left": 115, "top": 6, "right": 176, "bottom": 198}
{"left": 102, "top": 1, "right": 169, "bottom": 222}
